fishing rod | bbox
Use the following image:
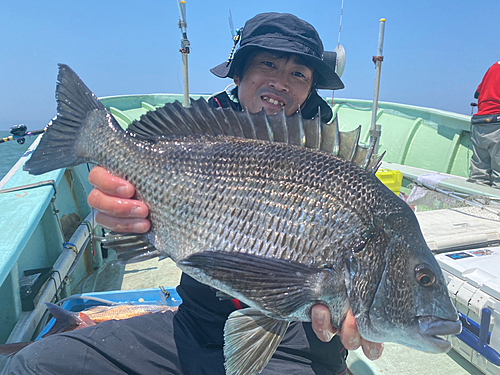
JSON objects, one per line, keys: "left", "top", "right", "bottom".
{"left": 0, "top": 124, "right": 46, "bottom": 145}
{"left": 412, "top": 179, "right": 500, "bottom": 218}
{"left": 330, "top": 0, "right": 346, "bottom": 107}
{"left": 369, "top": 18, "right": 386, "bottom": 156}
{"left": 176, "top": 0, "right": 190, "bottom": 107}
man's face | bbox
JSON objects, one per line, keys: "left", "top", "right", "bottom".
{"left": 233, "top": 51, "right": 314, "bottom": 116}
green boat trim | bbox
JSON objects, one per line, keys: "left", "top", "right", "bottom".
{"left": 100, "top": 94, "right": 473, "bottom": 176}
{"left": 100, "top": 94, "right": 500, "bottom": 198}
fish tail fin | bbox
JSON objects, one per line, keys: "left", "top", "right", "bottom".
{"left": 42, "top": 302, "right": 79, "bottom": 337}
{"left": 24, "top": 64, "right": 112, "bottom": 175}
{"left": 0, "top": 342, "right": 34, "bottom": 357}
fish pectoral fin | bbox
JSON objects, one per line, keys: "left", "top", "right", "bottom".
{"left": 216, "top": 290, "right": 235, "bottom": 301}
{"left": 78, "top": 312, "right": 97, "bottom": 327}
{"left": 178, "top": 251, "right": 331, "bottom": 316}
{"left": 224, "top": 308, "right": 289, "bottom": 375}
{"left": 98, "top": 232, "right": 162, "bottom": 264}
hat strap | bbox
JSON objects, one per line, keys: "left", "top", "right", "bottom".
{"left": 226, "top": 27, "right": 244, "bottom": 67}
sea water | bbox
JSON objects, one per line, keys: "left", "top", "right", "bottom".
{"left": 0, "top": 130, "right": 37, "bottom": 181}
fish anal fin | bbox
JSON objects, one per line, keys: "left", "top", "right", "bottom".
{"left": 98, "top": 232, "right": 162, "bottom": 264}
{"left": 224, "top": 308, "right": 289, "bottom": 375}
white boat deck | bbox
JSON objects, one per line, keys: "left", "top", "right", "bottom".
{"left": 95, "top": 256, "right": 182, "bottom": 292}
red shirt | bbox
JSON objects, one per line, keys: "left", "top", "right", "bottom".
{"left": 476, "top": 61, "right": 500, "bottom": 116}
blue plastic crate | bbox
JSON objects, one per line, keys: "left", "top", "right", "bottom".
{"left": 36, "top": 287, "right": 182, "bottom": 340}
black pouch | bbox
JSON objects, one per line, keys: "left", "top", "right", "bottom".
{"left": 471, "top": 113, "right": 500, "bottom": 125}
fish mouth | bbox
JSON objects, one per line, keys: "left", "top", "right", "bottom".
{"left": 417, "top": 316, "right": 462, "bottom": 353}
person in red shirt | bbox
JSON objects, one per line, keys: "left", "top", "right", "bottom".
{"left": 470, "top": 61, "right": 500, "bottom": 187}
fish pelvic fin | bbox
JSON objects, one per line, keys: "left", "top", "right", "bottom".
{"left": 224, "top": 308, "right": 289, "bottom": 375}
{"left": 24, "top": 64, "right": 119, "bottom": 175}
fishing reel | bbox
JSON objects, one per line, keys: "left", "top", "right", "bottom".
{"left": 10, "top": 124, "right": 27, "bottom": 144}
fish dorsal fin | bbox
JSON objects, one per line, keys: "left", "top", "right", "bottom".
{"left": 224, "top": 308, "right": 290, "bottom": 375}
{"left": 338, "top": 125, "right": 361, "bottom": 162}
{"left": 320, "top": 113, "right": 339, "bottom": 155}
{"left": 43, "top": 302, "right": 79, "bottom": 337}
{"left": 126, "top": 97, "right": 381, "bottom": 171}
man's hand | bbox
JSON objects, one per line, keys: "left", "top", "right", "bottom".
{"left": 88, "top": 166, "right": 150, "bottom": 233}
{"left": 311, "top": 304, "right": 384, "bottom": 360}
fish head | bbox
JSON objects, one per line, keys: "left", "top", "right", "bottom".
{"left": 349, "top": 211, "right": 461, "bottom": 353}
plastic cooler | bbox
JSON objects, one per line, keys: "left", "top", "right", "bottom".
{"left": 376, "top": 169, "right": 403, "bottom": 195}
{"left": 416, "top": 208, "right": 500, "bottom": 375}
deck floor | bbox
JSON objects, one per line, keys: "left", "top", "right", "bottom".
{"left": 94, "top": 253, "right": 182, "bottom": 292}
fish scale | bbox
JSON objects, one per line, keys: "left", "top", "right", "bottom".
{"left": 138, "top": 142, "right": 365, "bottom": 266}
{"left": 24, "top": 64, "right": 462, "bottom": 375}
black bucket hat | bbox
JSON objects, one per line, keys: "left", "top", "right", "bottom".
{"left": 211, "top": 12, "right": 344, "bottom": 90}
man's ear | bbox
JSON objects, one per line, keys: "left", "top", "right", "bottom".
{"left": 233, "top": 76, "right": 240, "bottom": 85}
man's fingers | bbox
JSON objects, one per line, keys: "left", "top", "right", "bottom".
{"left": 88, "top": 189, "right": 149, "bottom": 218}
{"left": 95, "top": 212, "right": 150, "bottom": 233}
{"left": 339, "top": 309, "right": 362, "bottom": 350}
{"left": 87, "top": 166, "right": 150, "bottom": 233}
{"left": 88, "top": 166, "right": 134, "bottom": 198}
{"left": 361, "top": 340, "right": 384, "bottom": 360}
{"left": 311, "top": 304, "right": 337, "bottom": 342}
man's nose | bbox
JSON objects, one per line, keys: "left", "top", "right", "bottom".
{"left": 268, "top": 71, "right": 289, "bottom": 91}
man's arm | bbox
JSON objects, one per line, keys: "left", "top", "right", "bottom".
{"left": 88, "top": 166, "right": 384, "bottom": 360}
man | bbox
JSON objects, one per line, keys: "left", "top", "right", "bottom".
{"left": 8, "top": 13, "right": 383, "bottom": 375}
{"left": 470, "top": 61, "right": 500, "bottom": 188}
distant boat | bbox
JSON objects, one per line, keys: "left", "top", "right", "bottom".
{"left": 1, "top": 94, "right": 499, "bottom": 374}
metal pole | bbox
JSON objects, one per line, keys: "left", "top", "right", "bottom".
{"left": 177, "top": 0, "right": 190, "bottom": 107}
{"left": 369, "top": 18, "right": 386, "bottom": 154}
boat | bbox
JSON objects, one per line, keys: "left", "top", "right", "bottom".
{"left": 1, "top": 93, "right": 500, "bottom": 375}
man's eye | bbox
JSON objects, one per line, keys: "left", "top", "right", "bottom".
{"left": 261, "top": 61, "right": 275, "bottom": 68}
{"left": 292, "top": 71, "right": 306, "bottom": 78}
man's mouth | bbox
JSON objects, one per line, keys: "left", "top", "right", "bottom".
{"left": 262, "top": 96, "right": 285, "bottom": 107}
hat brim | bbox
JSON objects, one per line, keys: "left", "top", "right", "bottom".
{"left": 210, "top": 44, "right": 344, "bottom": 90}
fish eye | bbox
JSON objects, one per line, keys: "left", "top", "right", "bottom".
{"left": 415, "top": 265, "right": 435, "bottom": 287}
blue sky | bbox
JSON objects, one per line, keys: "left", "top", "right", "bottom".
{"left": 1, "top": 0, "right": 499, "bottom": 130}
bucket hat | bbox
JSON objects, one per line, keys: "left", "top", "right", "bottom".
{"left": 210, "top": 12, "right": 344, "bottom": 90}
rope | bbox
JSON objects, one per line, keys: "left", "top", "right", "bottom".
{"left": 63, "top": 242, "right": 78, "bottom": 253}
